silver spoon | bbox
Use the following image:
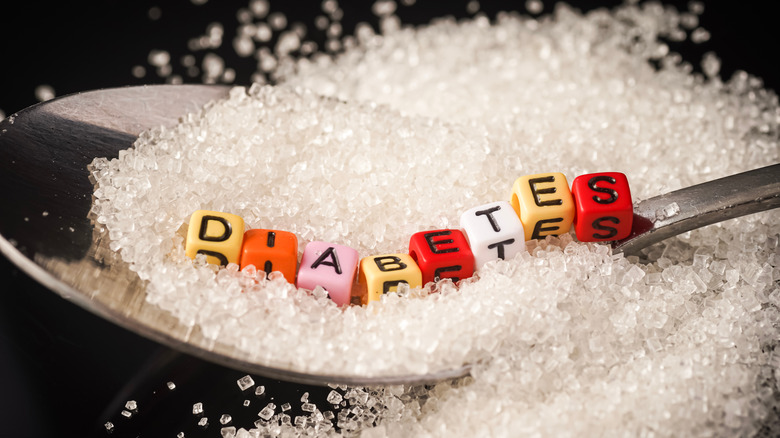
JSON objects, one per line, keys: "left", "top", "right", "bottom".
{"left": 0, "top": 85, "right": 778, "bottom": 386}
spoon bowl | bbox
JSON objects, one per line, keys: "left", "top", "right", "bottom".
{"left": 1, "top": 84, "right": 778, "bottom": 386}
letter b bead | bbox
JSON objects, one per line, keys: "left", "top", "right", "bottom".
{"left": 571, "top": 172, "right": 633, "bottom": 241}
{"left": 359, "top": 254, "right": 422, "bottom": 304}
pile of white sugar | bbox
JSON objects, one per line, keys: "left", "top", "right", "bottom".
{"left": 91, "top": 2, "right": 780, "bottom": 436}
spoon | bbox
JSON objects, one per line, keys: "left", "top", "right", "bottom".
{"left": 0, "top": 85, "right": 778, "bottom": 386}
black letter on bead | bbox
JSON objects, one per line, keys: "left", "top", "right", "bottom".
{"left": 487, "top": 239, "right": 515, "bottom": 260}
{"left": 383, "top": 280, "right": 408, "bottom": 294}
{"left": 592, "top": 216, "right": 620, "bottom": 239}
{"left": 531, "top": 218, "right": 563, "bottom": 239}
{"left": 196, "top": 249, "right": 229, "bottom": 266}
{"left": 311, "top": 247, "right": 342, "bottom": 274}
{"left": 434, "top": 265, "right": 462, "bottom": 282}
{"left": 588, "top": 176, "right": 618, "bottom": 204}
{"left": 266, "top": 231, "right": 276, "bottom": 247}
{"left": 198, "top": 215, "right": 232, "bottom": 242}
{"left": 475, "top": 206, "right": 502, "bottom": 232}
{"left": 263, "top": 260, "right": 273, "bottom": 275}
{"left": 424, "top": 231, "right": 458, "bottom": 254}
{"left": 374, "top": 256, "right": 407, "bottom": 272}
{"left": 529, "top": 176, "right": 563, "bottom": 207}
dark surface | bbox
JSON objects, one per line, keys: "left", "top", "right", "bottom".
{"left": 0, "top": 1, "right": 779, "bottom": 437}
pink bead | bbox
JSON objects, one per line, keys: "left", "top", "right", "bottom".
{"left": 296, "top": 241, "right": 359, "bottom": 306}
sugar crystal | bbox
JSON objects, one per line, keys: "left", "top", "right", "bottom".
{"left": 236, "top": 375, "right": 255, "bottom": 391}
{"left": 192, "top": 402, "right": 204, "bottom": 415}
{"left": 93, "top": 2, "right": 780, "bottom": 437}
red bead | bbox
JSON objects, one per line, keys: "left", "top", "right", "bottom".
{"left": 408, "top": 229, "right": 475, "bottom": 285}
{"left": 239, "top": 229, "right": 298, "bottom": 283}
{"left": 571, "top": 172, "right": 633, "bottom": 242}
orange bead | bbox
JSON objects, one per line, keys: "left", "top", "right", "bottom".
{"left": 239, "top": 229, "right": 298, "bottom": 283}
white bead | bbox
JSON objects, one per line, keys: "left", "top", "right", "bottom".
{"left": 459, "top": 201, "right": 525, "bottom": 269}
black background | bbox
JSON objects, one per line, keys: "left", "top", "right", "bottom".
{"left": 1, "top": 1, "right": 779, "bottom": 437}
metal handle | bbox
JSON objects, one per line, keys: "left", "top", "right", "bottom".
{"left": 613, "top": 164, "right": 780, "bottom": 255}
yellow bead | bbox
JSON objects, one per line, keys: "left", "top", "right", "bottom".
{"left": 359, "top": 254, "right": 422, "bottom": 303}
{"left": 510, "top": 172, "right": 575, "bottom": 241}
{"left": 185, "top": 210, "right": 245, "bottom": 266}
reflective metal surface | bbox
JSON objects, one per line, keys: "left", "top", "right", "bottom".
{"left": 613, "top": 164, "right": 780, "bottom": 255}
{"left": 0, "top": 84, "right": 777, "bottom": 386}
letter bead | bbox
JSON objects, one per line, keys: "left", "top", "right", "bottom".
{"left": 409, "top": 229, "right": 474, "bottom": 285}
{"left": 459, "top": 201, "right": 526, "bottom": 269}
{"left": 571, "top": 172, "right": 633, "bottom": 241}
{"left": 359, "top": 254, "right": 422, "bottom": 303}
{"left": 296, "top": 241, "right": 359, "bottom": 306}
{"left": 186, "top": 210, "right": 245, "bottom": 266}
{"left": 510, "top": 172, "right": 575, "bottom": 241}
{"left": 239, "top": 229, "right": 298, "bottom": 283}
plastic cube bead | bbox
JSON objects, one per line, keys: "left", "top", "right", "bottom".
{"left": 359, "top": 254, "right": 422, "bottom": 303}
{"left": 459, "top": 201, "right": 526, "bottom": 268}
{"left": 239, "top": 229, "right": 298, "bottom": 283}
{"left": 296, "top": 241, "right": 359, "bottom": 306}
{"left": 571, "top": 172, "right": 633, "bottom": 241}
{"left": 510, "top": 172, "right": 575, "bottom": 241}
{"left": 408, "top": 229, "right": 474, "bottom": 285}
{"left": 185, "top": 210, "right": 245, "bottom": 266}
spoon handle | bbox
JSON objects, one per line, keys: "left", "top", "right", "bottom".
{"left": 612, "top": 163, "right": 780, "bottom": 255}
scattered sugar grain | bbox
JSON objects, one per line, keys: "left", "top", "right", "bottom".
{"left": 104, "top": 422, "right": 114, "bottom": 432}
{"left": 166, "top": 381, "right": 176, "bottom": 390}
{"left": 192, "top": 402, "right": 204, "bottom": 415}
{"left": 120, "top": 410, "right": 132, "bottom": 418}
{"left": 124, "top": 400, "right": 137, "bottom": 411}
{"left": 220, "top": 414, "right": 232, "bottom": 425}
{"left": 254, "top": 386, "right": 265, "bottom": 396}
{"left": 236, "top": 375, "right": 254, "bottom": 391}
{"left": 198, "top": 417, "right": 209, "bottom": 427}
{"left": 220, "top": 426, "right": 236, "bottom": 438}
{"left": 34, "top": 85, "right": 55, "bottom": 102}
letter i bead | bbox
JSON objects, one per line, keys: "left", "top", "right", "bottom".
{"left": 571, "top": 172, "right": 633, "bottom": 241}
{"left": 185, "top": 210, "right": 245, "bottom": 266}
{"left": 239, "top": 229, "right": 298, "bottom": 283}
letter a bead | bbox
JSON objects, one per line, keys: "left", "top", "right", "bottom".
{"left": 239, "top": 229, "right": 298, "bottom": 283}
{"left": 459, "top": 201, "right": 525, "bottom": 269}
{"left": 186, "top": 210, "right": 245, "bottom": 266}
{"left": 571, "top": 172, "right": 633, "bottom": 241}
{"left": 296, "top": 241, "right": 359, "bottom": 306}
{"left": 359, "top": 254, "right": 422, "bottom": 303}
{"left": 408, "top": 229, "right": 474, "bottom": 285}
{"left": 510, "top": 172, "right": 575, "bottom": 241}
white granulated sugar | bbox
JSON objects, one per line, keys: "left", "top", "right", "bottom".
{"left": 92, "top": 3, "right": 779, "bottom": 437}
